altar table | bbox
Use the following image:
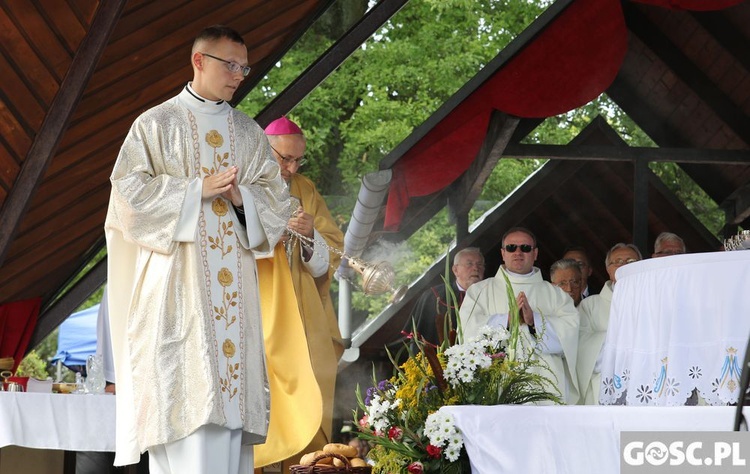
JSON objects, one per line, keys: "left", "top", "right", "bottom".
{"left": 599, "top": 250, "right": 750, "bottom": 406}
{"left": 444, "top": 405, "right": 747, "bottom": 474}
{"left": 0, "top": 392, "right": 115, "bottom": 451}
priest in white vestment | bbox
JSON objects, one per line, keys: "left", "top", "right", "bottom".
{"left": 459, "top": 227, "right": 580, "bottom": 404}
{"left": 105, "top": 26, "right": 291, "bottom": 474}
{"left": 577, "top": 243, "right": 642, "bottom": 405}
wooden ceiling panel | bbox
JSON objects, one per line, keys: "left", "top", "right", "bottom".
{"left": 113, "top": 1, "right": 193, "bottom": 42}
{"left": 0, "top": 147, "right": 21, "bottom": 193}
{"left": 0, "top": 0, "right": 335, "bottom": 306}
{"left": 0, "top": 98, "right": 32, "bottom": 163}
{"left": 1, "top": 218, "right": 105, "bottom": 301}
{"left": 41, "top": 0, "right": 93, "bottom": 52}
{"left": 70, "top": 0, "right": 99, "bottom": 25}
{"left": 45, "top": 128, "right": 126, "bottom": 180}
{"left": 3, "top": 0, "right": 72, "bottom": 80}
{"left": 0, "top": 43, "right": 47, "bottom": 133}
{"left": 5, "top": 189, "right": 109, "bottom": 275}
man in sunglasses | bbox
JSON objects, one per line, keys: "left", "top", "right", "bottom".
{"left": 254, "top": 116, "right": 345, "bottom": 472}
{"left": 459, "top": 227, "right": 580, "bottom": 404}
{"left": 105, "top": 25, "right": 291, "bottom": 474}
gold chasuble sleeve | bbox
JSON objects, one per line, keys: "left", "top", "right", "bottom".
{"left": 254, "top": 246, "right": 322, "bottom": 467}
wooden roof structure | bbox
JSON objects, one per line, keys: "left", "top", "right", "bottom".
{"left": 344, "top": 0, "right": 750, "bottom": 356}
{"left": 0, "top": 0, "right": 411, "bottom": 350}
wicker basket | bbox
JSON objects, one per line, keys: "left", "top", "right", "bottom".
{"left": 289, "top": 453, "right": 371, "bottom": 474}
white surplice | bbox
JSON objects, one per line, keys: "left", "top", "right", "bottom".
{"left": 460, "top": 266, "right": 580, "bottom": 404}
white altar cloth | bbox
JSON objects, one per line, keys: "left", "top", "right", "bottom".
{"left": 599, "top": 250, "right": 750, "bottom": 406}
{"left": 444, "top": 405, "right": 746, "bottom": 474}
{"left": 0, "top": 392, "right": 115, "bottom": 451}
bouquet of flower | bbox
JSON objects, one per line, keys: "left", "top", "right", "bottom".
{"left": 355, "top": 270, "right": 561, "bottom": 473}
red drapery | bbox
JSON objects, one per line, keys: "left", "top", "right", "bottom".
{"left": 0, "top": 298, "right": 41, "bottom": 372}
{"left": 384, "top": 0, "right": 627, "bottom": 230}
{"left": 632, "top": 0, "right": 745, "bottom": 11}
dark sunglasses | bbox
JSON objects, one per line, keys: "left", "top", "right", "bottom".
{"left": 504, "top": 244, "right": 534, "bottom": 253}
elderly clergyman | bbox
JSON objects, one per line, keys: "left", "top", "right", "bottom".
{"left": 577, "top": 243, "right": 642, "bottom": 404}
{"left": 550, "top": 258, "right": 584, "bottom": 307}
{"left": 652, "top": 231, "right": 686, "bottom": 258}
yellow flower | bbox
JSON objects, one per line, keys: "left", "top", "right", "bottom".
{"left": 206, "top": 130, "right": 224, "bottom": 148}
{"left": 222, "top": 339, "right": 236, "bottom": 358}
{"left": 217, "top": 268, "right": 233, "bottom": 287}
{"left": 212, "top": 198, "right": 228, "bottom": 216}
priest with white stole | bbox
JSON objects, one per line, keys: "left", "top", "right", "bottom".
{"left": 105, "top": 25, "right": 292, "bottom": 474}
{"left": 459, "top": 227, "right": 580, "bottom": 404}
{"left": 577, "top": 243, "right": 642, "bottom": 405}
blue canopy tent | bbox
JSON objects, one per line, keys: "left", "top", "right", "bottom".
{"left": 52, "top": 304, "right": 99, "bottom": 374}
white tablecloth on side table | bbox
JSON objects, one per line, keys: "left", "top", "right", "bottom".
{"left": 0, "top": 392, "right": 115, "bottom": 451}
{"left": 599, "top": 250, "right": 750, "bottom": 406}
{"left": 444, "top": 405, "right": 746, "bottom": 474}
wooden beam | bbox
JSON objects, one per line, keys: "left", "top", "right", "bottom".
{"left": 647, "top": 169, "right": 721, "bottom": 249}
{"left": 28, "top": 256, "right": 107, "bottom": 350}
{"left": 633, "top": 158, "right": 649, "bottom": 254}
{"left": 691, "top": 10, "right": 750, "bottom": 73}
{"left": 722, "top": 183, "right": 750, "bottom": 225}
{"left": 253, "top": 0, "right": 410, "bottom": 127}
{"left": 0, "top": 1, "right": 125, "bottom": 267}
{"left": 607, "top": 73, "right": 687, "bottom": 147}
{"left": 232, "top": 0, "right": 336, "bottom": 106}
{"left": 502, "top": 143, "right": 750, "bottom": 165}
{"left": 449, "top": 111, "right": 520, "bottom": 217}
{"left": 624, "top": 3, "right": 750, "bottom": 146}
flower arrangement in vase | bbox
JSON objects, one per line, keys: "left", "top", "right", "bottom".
{"left": 355, "top": 268, "right": 561, "bottom": 473}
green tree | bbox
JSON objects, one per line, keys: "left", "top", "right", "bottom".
{"left": 238, "top": 0, "right": 721, "bottom": 317}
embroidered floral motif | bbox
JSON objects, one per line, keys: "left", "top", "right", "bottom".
{"left": 621, "top": 369, "right": 630, "bottom": 382}
{"left": 222, "top": 338, "right": 236, "bottom": 358}
{"left": 202, "top": 130, "right": 229, "bottom": 175}
{"left": 206, "top": 130, "right": 224, "bottom": 148}
{"left": 711, "top": 378, "right": 721, "bottom": 394}
{"left": 214, "top": 268, "right": 238, "bottom": 329}
{"left": 664, "top": 377, "right": 680, "bottom": 397}
{"left": 602, "top": 377, "right": 615, "bottom": 396}
{"left": 636, "top": 384, "right": 653, "bottom": 404}
{"left": 217, "top": 267, "right": 233, "bottom": 287}
{"left": 212, "top": 198, "right": 228, "bottom": 216}
{"left": 208, "top": 199, "right": 234, "bottom": 257}
{"left": 688, "top": 366, "right": 702, "bottom": 380}
{"left": 220, "top": 338, "right": 239, "bottom": 400}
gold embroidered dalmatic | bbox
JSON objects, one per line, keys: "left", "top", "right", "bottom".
{"left": 105, "top": 85, "right": 290, "bottom": 466}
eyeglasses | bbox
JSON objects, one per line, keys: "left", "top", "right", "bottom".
{"left": 653, "top": 250, "right": 683, "bottom": 256}
{"left": 554, "top": 279, "right": 581, "bottom": 288}
{"left": 504, "top": 244, "right": 535, "bottom": 253}
{"left": 457, "top": 262, "right": 485, "bottom": 269}
{"left": 201, "top": 52, "right": 251, "bottom": 77}
{"left": 270, "top": 144, "right": 307, "bottom": 167}
{"left": 607, "top": 258, "right": 638, "bottom": 267}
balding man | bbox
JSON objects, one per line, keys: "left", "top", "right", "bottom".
{"left": 652, "top": 232, "right": 686, "bottom": 258}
